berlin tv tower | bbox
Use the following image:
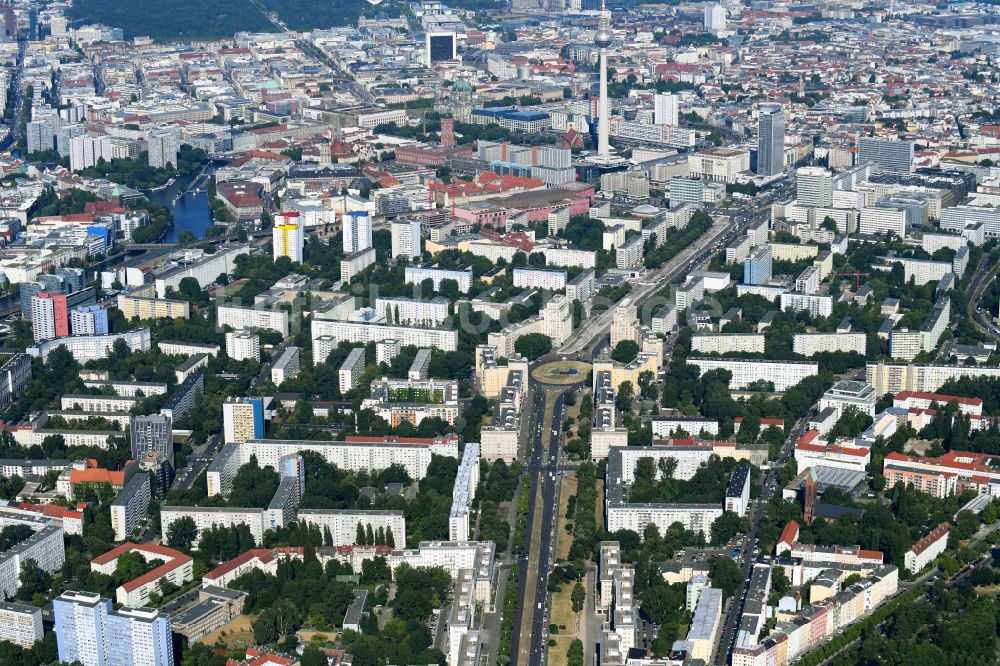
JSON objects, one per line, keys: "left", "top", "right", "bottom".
{"left": 594, "top": 0, "right": 613, "bottom": 158}
{"left": 590, "top": 1, "right": 624, "bottom": 167}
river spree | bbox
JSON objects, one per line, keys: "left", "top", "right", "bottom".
{"left": 146, "top": 176, "right": 213, "bottom": 243}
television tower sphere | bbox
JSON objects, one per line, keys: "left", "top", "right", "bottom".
{"left": 594, "top": 28, "right": 613, "bottom": 49}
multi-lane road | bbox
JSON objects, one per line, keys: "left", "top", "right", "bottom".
{"left": 509, "top": 207, "right": 764, "bottom": 666}
{"left": 511, "top": 386, "right": 568, "bottom": 666}
{"left": 561, "top": 210, "right": 760, "bottom": 357}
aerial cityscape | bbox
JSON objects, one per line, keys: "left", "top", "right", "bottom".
{"left": 0, "top": 0, "right": 998, "bottom": 665}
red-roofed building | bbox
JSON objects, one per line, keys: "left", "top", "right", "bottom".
{"left": 905, "top": 522, "right": 949, "bottom": 572}
{"left": 478, "top": 227, "right": 535, "bottom": 252}
{"left": 227, "top": 649, "right": 298, "bottom": 666}
{"left": 216, "top": 181, "right": 264, "bottom": 220}
{"left": 893, "top": 391, "right": 983, "bottom": 417}
{"left": 882, "top": 449, "right": 1000, "bottom": 497}
{"left": 788, "top": 543, "right": 885, "bottom": 567}
{"left": 429, "top": 171, "right": 546, "bottom": 207}
{"left": 794, "top": 430, "right": 870, "bottom": 474}
{"left": 83, "top": 201, "right": 125, "bottom": 215}
{"left": 395, "top": 142, "right": 474, "bottom": 168}
{"left": 776, "top": 520, "right": 800, "bottom": 556}
{"left": 17, "top": 502, "right": 85, "bottom": 535}
{"left": 33, "top": 213, "right": 95, "bottom": 225}
{"left": 91, "top": 542, "right": 193, "bottom": 606}
{"left": 202, "top": 547, "right": 305, "bottom": 589}
{"left": 61, "top": 459, "right": 138, "bottom": 500}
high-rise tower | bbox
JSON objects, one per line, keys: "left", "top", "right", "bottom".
{"left": 589, "top": 1, "right": 624, "bottom": 168}
{"left": 757, "top": 103, "right": 785, "bottom": 177}
{"left": 595, "top": 1, "right": 613, "bottom": 158}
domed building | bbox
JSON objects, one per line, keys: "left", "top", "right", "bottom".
{"left": 440, "top": 78, "right": 475, "bottom": 122}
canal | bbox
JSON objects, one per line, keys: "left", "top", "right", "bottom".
{"left": 145, "top": 174, "right": 214, "bottom": 243}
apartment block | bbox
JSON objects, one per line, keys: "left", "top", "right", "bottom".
{"left": 117, "top": 294, "right": 190, "bottom": 320}
{"left": 0, "top": 601, "right": 43, "bottom": 647}
{"left": 297, "top": 509, "right": 406, "bottom": 547}
{"left": 339, "top": 347, "right": 366, "bottom": 393}
{"left": 225, "top": 331, "right": 260, "bottom": 361}
{"left": 54, "top": 591, "right": 173, "bottom": 666}
{"left": 792, "top": 332, "right": 867, "bottom": 357}
{"left": 110, "top": 473, "right": 151, "bottom": 542}
{"left": 217, "top": 304, "right": 289, "bottom": 337}
{"left": 691, "top": 333, "right": 765, "bottom": 355}
{"left": 689, "top": 358, "right": 818, "bottom": 391}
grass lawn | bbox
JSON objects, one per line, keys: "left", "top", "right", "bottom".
{"left": 557, "top": 473, "right": 579, "bottom": 561}
{"left": 596, "top": 478, "right": 604, "bottom": 522}
{"left": 549, "top": 582, "right": 583, "bottom": 666}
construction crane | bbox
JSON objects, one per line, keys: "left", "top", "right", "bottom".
{"left": 831, "top": 272, "right": 870, "bottom": 292}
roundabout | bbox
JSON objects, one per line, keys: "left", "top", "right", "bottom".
{"left": 530, "top": 359, "right": 592, "bottom": 386}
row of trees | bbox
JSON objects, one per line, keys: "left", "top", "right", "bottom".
{"left": 354, "top": 522, "right": 395, "bottom": 546}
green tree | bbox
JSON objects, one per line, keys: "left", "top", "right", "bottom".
{"left": 567, "top": 639, "right": 584, "bottom": 666}
{"left": 300, "top": 645, "right": 327, "bottom": 666}
{"left": 571, "top": 582, "right": 586, "bottom": 612}
{"left": 638, "top": 584, "right": 684, "bottom": 625}
{"left": 514, "top": 333, "right": 552, "bottom": 360}
{"left": 252, "top": 608, "right": 279, "bottom": 644}
{"left": 181, "top": 644, "right": 228, "bottom": 666}
{"left": 708, "top": 556, "right": 743, "bottom": 599}
{"left": 710, "top": 512, "right": 742, "bottom": 546}
{"left": 15, "top": 559, "right": 49, "bottom": 600}
{"left": 616, "top": 381, "right": 634, "bottom": 412}
{"left": 611, "top": 340, "right": 640, "bottom": 363}
{"left": 166, "top": 515, "right": 198, "bottom": 549}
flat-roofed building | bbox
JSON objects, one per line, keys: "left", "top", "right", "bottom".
{"left": 818, "top": 380, "right": 877, "bottom": 417}
{"left": 110, "top": 473, "right": 151, "bottom": 542}
{"left": 117, "top": 294, "right": 190, "bottom": 320}
{"left": 689, "top": 358, "right": 818, "bottom": 391}
{"left": 170, "top": 586, "right": 246, "bottom": 643}
{"left": 0, "top": 601, "right": 43, "bottom": 647}
{"left": 793, "top": 332, "right": 867, "bottom": 357}
{"left": 691, "top": 333, "right": 765, "bottom": 355}
{"left": 217, "top": 304, "right": 289, "bottom": 337}
{"left": 271, "top": 346, "right": 300, "bottom": 386}
{"left": 339, "top": 347, "right": 366, "bottom": 393}
{"left": 297, "top": 509, "right": 405, "bottom": 547}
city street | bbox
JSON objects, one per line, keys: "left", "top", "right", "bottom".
{"left": 511, "top": 385, "right": 572, "bottom": 666}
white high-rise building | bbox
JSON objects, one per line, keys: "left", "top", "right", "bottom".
{"left": 54, "top": 591, "right": 173, "bottom": 666}
{"left": 273, "top": 212, "right": 305, "bottom": 263}
{"left": 610, "top": 299, "right": 638, "bottom": 348}
{"left": 147, "top": 128, "right": 179, "bottom": 169}
{"left": 0, "top": 601, "right": 43, "bottom": 647}
{"left": 859, "top": 207, "right": 906, "bottom": 237}
{"left": 796, "top": 166, "right": 833, "bottom": 207}
{"left": 391, "top": 219, "right": 422, "bottom": 261}
{"left": 343, "top": 211, "right": 372, "bottom": 254}
{"left": 50, "top": 15, "right": 68, "bottom": 35}
{"left": 69, "top": 134, "right": 121, "bottom": 172}
{"left": 225, "top": 331, "right": 260, "bottom": 361}
{"left": 26, "top": 119, "right": 55, "bottom": 154}
{"left": 704, "top": 3, "right": 726, "bottom": 32}
{"left": 654, "top": 93, "right": 679, "bottom": 126}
